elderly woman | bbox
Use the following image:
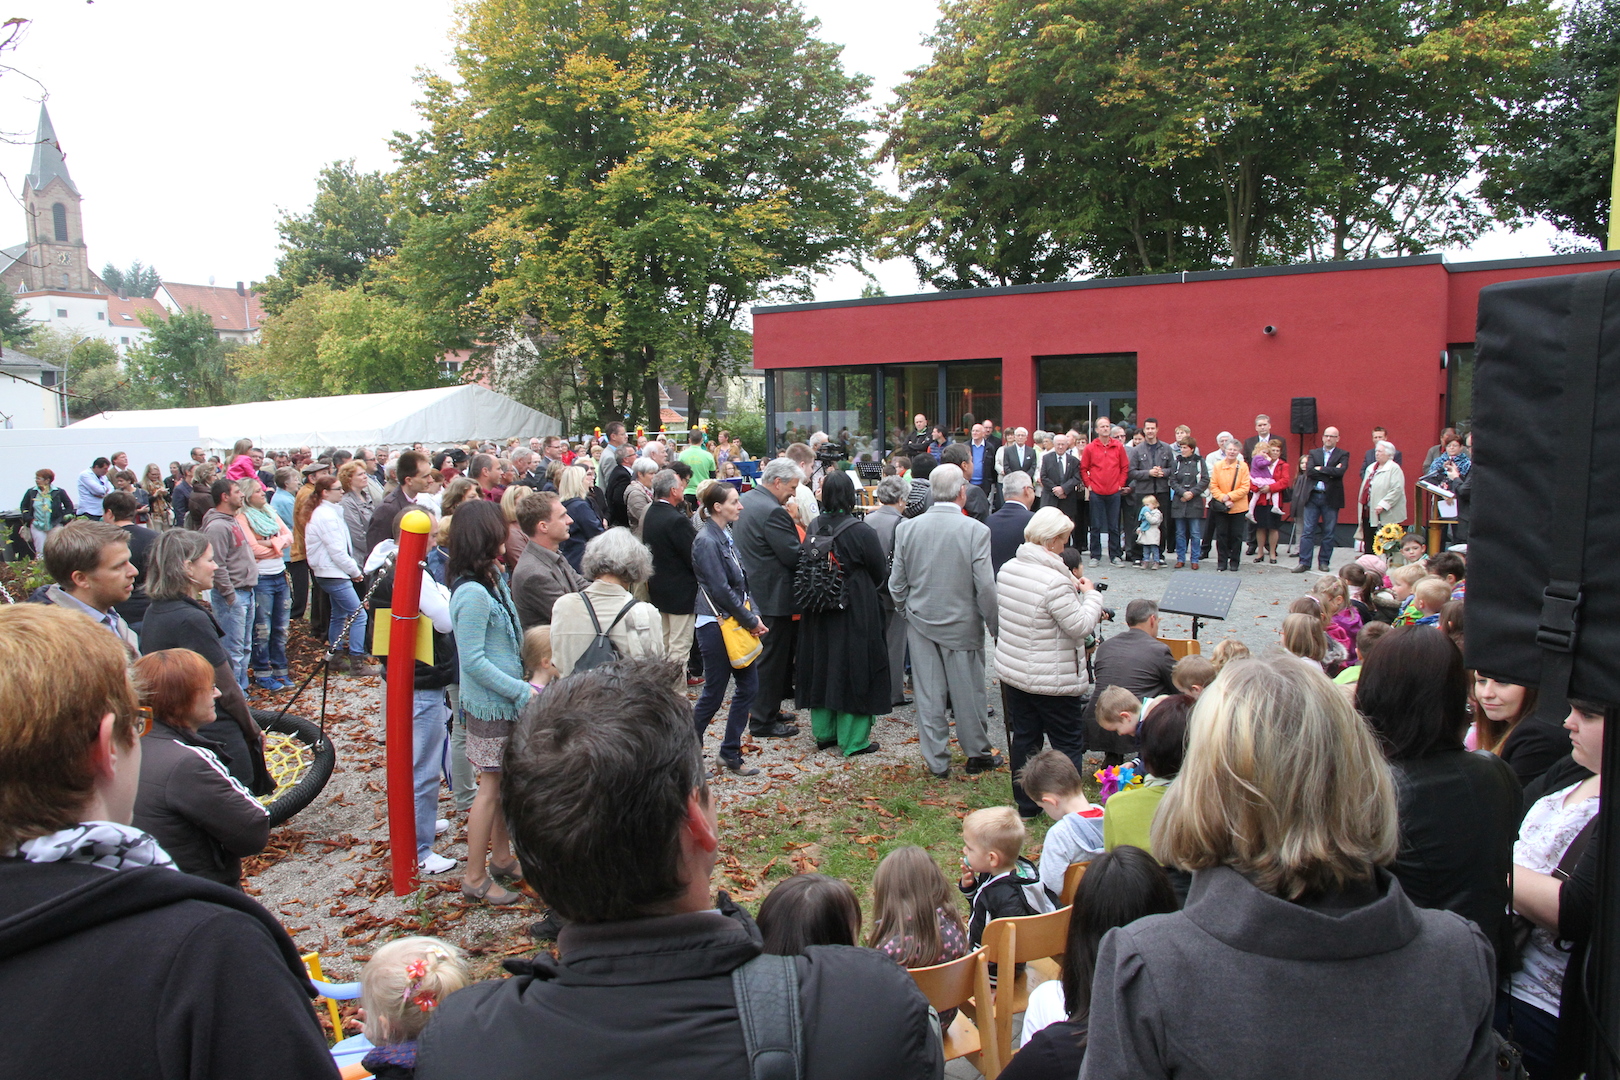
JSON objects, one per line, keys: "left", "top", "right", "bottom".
{"left": 1206, "top": 439, "right": 1251, "bottom": 572}
{"left": 132, "top": 648, "right": 271, "bottom": 888}
{"left": 865, "top": 474, "right": 910, "bottom": 706}
{"left": 795, "top": 470, "right": 891, "bottom": 758}
{"left": 626, "top": 455, "right": 659, "bottom": 536}
{"left": 1359, "top": 440, "right": 1407, "bottom": 551}
{"left": 1167, "top": 436, "right": 1207, "bottom": 569}
{"left": 691, "top": 480, "right": 768, "bottom": 776}
{"left": 0, "top": 606, "right": 335, "bottom": 1078}
{"left": 995, "top": 505, "right": 1107, "bottom": 817}
{"left": 138, "top": 529, "right": 271, "bottom": 794}
{"left": 550, "top": 527, "right": 664, "bottom": 676}
{"left": 1080, "top": 656, "right": 1498, "bottom": 1080}
{"left": 337, "top": 460, "right": 374, "bottom": 560}
{"left": 556, "top": 464, "right": 603, "bottom": 574}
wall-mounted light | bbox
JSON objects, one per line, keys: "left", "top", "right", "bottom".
{"left": 1262, "top": 325, "right": 1277, "bottom": 336}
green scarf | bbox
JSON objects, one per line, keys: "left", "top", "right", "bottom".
{"left": 242, "top": 504, "right": 282, "bottom": 539}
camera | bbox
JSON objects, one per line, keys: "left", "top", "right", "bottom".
{"left": 814, "top": 443, "right": 849, "bottom": 464}
{"left": 1094, "top": 581, "right": 1109, "bottom": 592}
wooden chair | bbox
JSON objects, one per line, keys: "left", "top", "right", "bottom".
{"left": 981, "top": 907, "right": 1074, "bottom": 1070}
{"left": 1157, "top": 636, "right": 1201, "bottom": 659}
{"left": 1059, "top": 860, "right": 1090, "bottom": 906}
{"left": 909, "top": 946, "right": 1000, "bottom": 1077}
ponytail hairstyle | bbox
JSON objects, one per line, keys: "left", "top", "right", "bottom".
{"left": 360, "top": 936, "right": 470, "bottom": 1045}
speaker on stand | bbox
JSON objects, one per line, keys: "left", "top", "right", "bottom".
{"left": 1287, "top": 398, "right": 1318, "bottom": 555}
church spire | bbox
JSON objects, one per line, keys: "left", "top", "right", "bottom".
{"left": 28, "top": 103, "right": 77, "bottom": 195}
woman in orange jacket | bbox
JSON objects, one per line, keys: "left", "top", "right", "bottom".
{"left": 1207, "top": 440, "right": 1252, "bottom": 572}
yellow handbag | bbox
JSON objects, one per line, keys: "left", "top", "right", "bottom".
{"left": 698, "top": 585, "right": 762, "bottom": 669}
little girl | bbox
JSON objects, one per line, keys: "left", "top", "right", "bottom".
{"left": 359, "top": 936, "right": 471, "bottom": 1079}
{"left": 868, "top": 845, "right": 970, "bottom": 1023}
{"left": 1136, "top": 495, "right": 1163, "bottom": 569}
{"left": 522, "top": 625, "right": 560, "bottom": 693}
{"left": 1209, "top": 638, "right": 1250, "bottom": 671}
{"left": 1310, "top": 575, "right": 1359, "bottom": 663}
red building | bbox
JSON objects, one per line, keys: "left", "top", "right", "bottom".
{"left": 752, "top": 251, "right": 1620, "bottom": 465}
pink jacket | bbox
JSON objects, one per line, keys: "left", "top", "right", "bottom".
{"left": 225, "top": 454, "right": 258, "bottom": 481}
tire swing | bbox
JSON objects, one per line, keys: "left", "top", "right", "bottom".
{"left": 254, "top": 708, "right": 337, "bottom": 827}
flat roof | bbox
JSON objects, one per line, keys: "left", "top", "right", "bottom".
{"left": 753, "top": 249, "right": 1620, "bottom": 316}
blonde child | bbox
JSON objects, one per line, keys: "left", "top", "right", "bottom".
{"left": 522, "top": 625, "right": 559, "bottom": 693}
{"left": 1281, "top": 611, "right": 1330, "bottom": 672}
{"left": 1403, "top": 577, "right": 1450, "bottom": 627}
{"left": 1209, "top": 638, "right": 1250, "bottom": 670}
{"left": 869, "top": 847, "right": 970, "bottom": 980}
{"left": 1171, "top": 655, "right": 1216, "bottom": 698}
{"left": 1016, "top": 750, "right": 1105, "bottom": 901}
{"left": 1388, "top": 564, "right": 1430, "bottom": 625}
{"left": 957, "top": 807, "right": 1054, "bottom": 950}
{"left": 359, "top": 936, "right": 471, "bottom": 1078}
{"left": 1136, "top": 495, "right": 1163, "bottom": 569}
{"left": 1093, "top": 684, "right": 1142, "bottom": 738}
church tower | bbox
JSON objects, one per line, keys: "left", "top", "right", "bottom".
{"left": 22, "top": 104, "right": 93, "bottom": 294}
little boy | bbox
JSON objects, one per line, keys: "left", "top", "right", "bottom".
{"left": 1405, "top": 577, "right": 1450, "bottom": 627}
{"left": 1387, "top": 563, "right": 1428, "bottom": 625}
{"left": 1171, "top": 655, "right": 1216, "bottom": 698}
{"left": 1399, "top": 534, "right": 1428, "bottom": 569}
{"left": 1429, "top": 550, "right": 1466, "bottom": 600}
{"left": 958, "top": 806, "right": 1055, "bottom": 949}
{"left": 1017, "top": 750, "right": 1105, "bottom": 902}
{"left": 1093, "top": 684, "right": 1142, "bottom": 738}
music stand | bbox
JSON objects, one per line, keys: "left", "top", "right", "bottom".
{"left": 1157, "top": 570, "right": 1241, "bottom": 640}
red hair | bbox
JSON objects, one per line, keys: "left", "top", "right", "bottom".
{"left": 134, "top": 649, "right": 216, "bottom": 727}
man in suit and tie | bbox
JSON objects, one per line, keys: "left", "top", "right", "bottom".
{"left": 732, "top": 458, "right": 806, "bottom": 739}
{"left": 1293, "top": 425, "right": 1352, "bottom": 573}
{"left": 890, "top": 466, "right": 1003, "bottom": 779}
{"left": 995, "top": 427, "right": 1037, "bottom": 509}
{"left": 641, "top": 470, "right": 701, "bottom": 683}
{"left": 1040, "top": 432, "right": 1080, "bottom": 539}
{"left": 988, "top": 472, "right": 1036, "bottom": 575}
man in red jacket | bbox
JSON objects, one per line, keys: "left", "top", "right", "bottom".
{"left": 1081, "top": 417, "right": 1131, "bottom": 567}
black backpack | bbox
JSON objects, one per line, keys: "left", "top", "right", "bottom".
{"left": 573, "top": 596, "right": 639, "bottom": 672}
{"left": 794, "top": 516, "right": 859, "bottom": 614}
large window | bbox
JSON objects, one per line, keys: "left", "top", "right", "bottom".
{"left": 827, "top": 369, "right": 876, "bottom": 459}
{"left": 884, "top": 364, "right": 940, "bottom": 451}
{"left": 772, "top": 370, "right": 823, "bottom": 446}
{"left": 1446, "top": 344, "right": 1474, "bottom": 432}
{"left": 1037, "top": 354, "right": 1138, "bottom": 438}
{"left": 944, "top": 362, "right": 1002, "bottom": 438}
{"left": 52, "top": 203, "right": 68, "bottom": 242}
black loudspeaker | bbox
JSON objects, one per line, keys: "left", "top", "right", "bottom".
{"left": 1468, "top": 268, "right": 1620, "bottom": 710}
{"left": 1289, "top": 397, "right": 1317, "bottom": 435}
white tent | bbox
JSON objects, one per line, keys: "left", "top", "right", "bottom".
{"left": 67, "top": 384, "right": 561, "bottom": 451}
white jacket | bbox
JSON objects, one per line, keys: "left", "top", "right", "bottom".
{"left": 306, "top": 499, "right": 361, "bottom": 579}
{"left": 995, "top": 543, "right": 1107, "bottom": 697}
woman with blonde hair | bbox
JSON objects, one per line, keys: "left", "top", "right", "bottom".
{"left": 1280, "top": 611, "right": 1329, "bottom": 671}
{"left": 1080, "top": 656, "right": 1498, "bottom": 1079}
{"left": 337, "top": 460, "right": 374, "bottom": 558}
{"left": 499, "top": 482, "right": 531, "bottom": 573}
{"left": 556, "top": 464, "right": 603, "bottom": 574}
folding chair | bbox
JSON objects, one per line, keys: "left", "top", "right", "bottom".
{"left": 981, "top": 907, "right": 1073, "bottom": 1069}
{"left": 908, "top": 945, "right": 1000, "bottom": 1078}
{"left": 1059, "top": 860, "right": 1089, "bottom": 906}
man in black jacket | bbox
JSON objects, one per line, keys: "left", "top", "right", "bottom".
{"left": 733, "top": 458, "right": 805, "bottom": 738}
{"left": 988, "top": 471, "right": 1036, "bottom": 575}
{"left": 602, "top": 445, "right": 634, "bottom": 529}
{"left": 1082, "top": 599, "right": 1176, "bottom": 764}
{"left": 417, "top": 660, "right": 941, "bottom": 1080}
{"left": 365, "top": 449, "right": 430, "bottom": 557}
{"left": 1126, "top": 419, "right": 1174, "bottom": 565}
{"left": 1293, "top": 426, "right": 1350, "bottom": 573}
{"left": 642, "top": 469, "right": 700, "bottom": 689}
{"left": 1040, "top": 432, "right": 1081, "bottom": 537}
{"left": 902, "top": 412, "right": 933, "bottom": 459}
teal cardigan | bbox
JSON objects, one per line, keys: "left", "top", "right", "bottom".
{"left": 449, "top": 576, "right": 529, "bottom": 723}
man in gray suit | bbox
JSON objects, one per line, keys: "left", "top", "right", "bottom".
{"left": 890, "top": 466, "right": 1004, "bottom": 779}
{"left": 732, "top": 458, "right": 803, "bottom": 738}
{"left": 865, "top": 475, "right": 910, "bottom": 707}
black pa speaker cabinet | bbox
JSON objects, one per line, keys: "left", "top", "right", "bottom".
{"left": 1468, "top": 268, "right": 1620, "bottom": 710}
{"left": 1289, "top": 397, "right": 1317, "bottom": 435}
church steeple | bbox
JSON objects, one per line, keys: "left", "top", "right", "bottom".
{"left": 27, "top": 104, "right": 77, "bottom": 196}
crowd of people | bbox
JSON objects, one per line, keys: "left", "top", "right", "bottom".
{"left": 0, "top": 413, "right": 1603, "bottom": 1080}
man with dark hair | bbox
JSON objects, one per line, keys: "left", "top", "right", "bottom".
{"left": 642, "top": 470, "right": 699, "bottom": 688}
{"left": 33, "top": 520, "right": 139, "bottom": 652}
{"left": 101, "top": 491, "right": 156, "bottom": 631}
{"left": 77, "top": 457, "right": 114, "bottom": 519}
{"left": 939, "top": 442, "right": 990, "bottom": 523}
{"left": 511, "top": 491, "right": 587, "bottom": 630}
{"left": 597, "top": 421, "right": 629, "bottom": 489}
{"left": 365, "top": 450, "right": 430, "bottom": 556}
{"left": 416, "top": 659, "right": 940, "bottom": 1080}
{"left": 1082, "top": 599, "right": 1175, "bottom": 764}
{"left": 467, "top": 452, "right": 502, "bottom": 501}
{"left": 1127, "top": 419, "right": 1174, "bottom": 567}
{"left": 201, "top": 479, "right": 257, "bottom": 691}
{"left": 601, "top": 444, "right": 634, "bottom": 528}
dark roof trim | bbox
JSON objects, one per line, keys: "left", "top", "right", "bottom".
{"left": 753, "top": 250, "right": 1620, "bottom": 315}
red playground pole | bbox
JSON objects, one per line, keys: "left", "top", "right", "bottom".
{"left": 386, "top": 509, "right": 432, "bottom": 896}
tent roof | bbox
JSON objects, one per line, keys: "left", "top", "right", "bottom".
{"left": 68, "top": 384, "right": 560, "bottom": 450}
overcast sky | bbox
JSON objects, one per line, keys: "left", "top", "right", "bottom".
{"left": 0, "top": 0, "right": 1574, "bottom": 305}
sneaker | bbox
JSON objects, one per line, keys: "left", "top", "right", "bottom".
{"left": 1088, "top": 557, "right": 1100, "bottom": 568}
{"left": 1110, "top": 557, "right": 1123, "bottom": 566}
{"left": 419, "top": 851, "right": 457, "bottom": 875}
{"left": 435, "top": 818, "right": 450, "bottom": 837}
{"left": 719, "top": 757, "right": 760, "bottom": 777}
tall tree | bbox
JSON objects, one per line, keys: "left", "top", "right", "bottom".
{"left": 1481, "top": 0, "right": 1620, "bottom": 245}
{"left": 247, "top": 281, "right": 449, "bottom": 398}
{"left": 260, "top": 161, "right": 403, "bottom": 313}
{"left": 391, "top": 0, "right": 877, "bottom": 429}
{"left": 100, "top": 260, "right": 161, "bottom": 297}
{"left": 0, "top": 286, "right": 35, "bottom": 348}
{"left": 126, "top": 308, "right": 233, "bottom": 407}
{"left": 881, "top": 0, "right": 1551, "bottom": 281}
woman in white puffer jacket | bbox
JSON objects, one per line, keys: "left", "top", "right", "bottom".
{"left": 303, "top": 475, "right": 373, "bottom": 673}
{"left": 995, "top": 505, "right": 1108, "bottom": 816}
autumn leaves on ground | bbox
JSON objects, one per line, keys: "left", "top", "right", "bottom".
{"left": 242, "top": 621, "right": 1055, "bottom": 1041}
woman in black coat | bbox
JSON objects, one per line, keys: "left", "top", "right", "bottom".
{"left": 1165, "top": 436, "right": 1207, "bottom": 569}
{"left": 795, "top": 470, "right": 889, "bottom": 757}
{"left": 1356, "top": 626, "right": 1522, "bottom": 977}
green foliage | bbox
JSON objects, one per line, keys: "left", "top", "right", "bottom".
{"left": 718, "top": 406, "right": 765, "bottom": 460}
{"left": 100, "top": 260, "right": 161, "bottom": 298}
{"left": 880, "top": 0, "right": 1554, "bottom": 282}
{"left": 0, "top": 286, "right": 34, "bottom": 348}
{"left": 1481, "top": 0, "right": 1620, "bottom": 244}
{"left": 260, "top": 161, "right": 403, "bottom": 314}
{"left": 246, "top": 281, "right": 449, "bottom": 398}
{"left": 26, "top": 327, "right": 136, "bottom": 419}
{"left": 390, "top": 0, "right": 877, "bottom": 427}
{"left": 125, "top": 308, "right": 233, "bottom": 407}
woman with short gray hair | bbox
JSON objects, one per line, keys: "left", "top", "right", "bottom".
{"left": 627, "top": 456, "right": 660, "bottom": 536}
{"left": 867, "top": 475, "right": 910, "bottom": 706}
{"left": 550, "top": 527, "right": 664, "bottom": 677}
{"left": 1359, "top": 440, "right": 1407, "bottom": 553}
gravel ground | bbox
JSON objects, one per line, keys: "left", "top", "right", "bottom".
{"left": 244, "top": 543, "right": 1346, "bottom": 994}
